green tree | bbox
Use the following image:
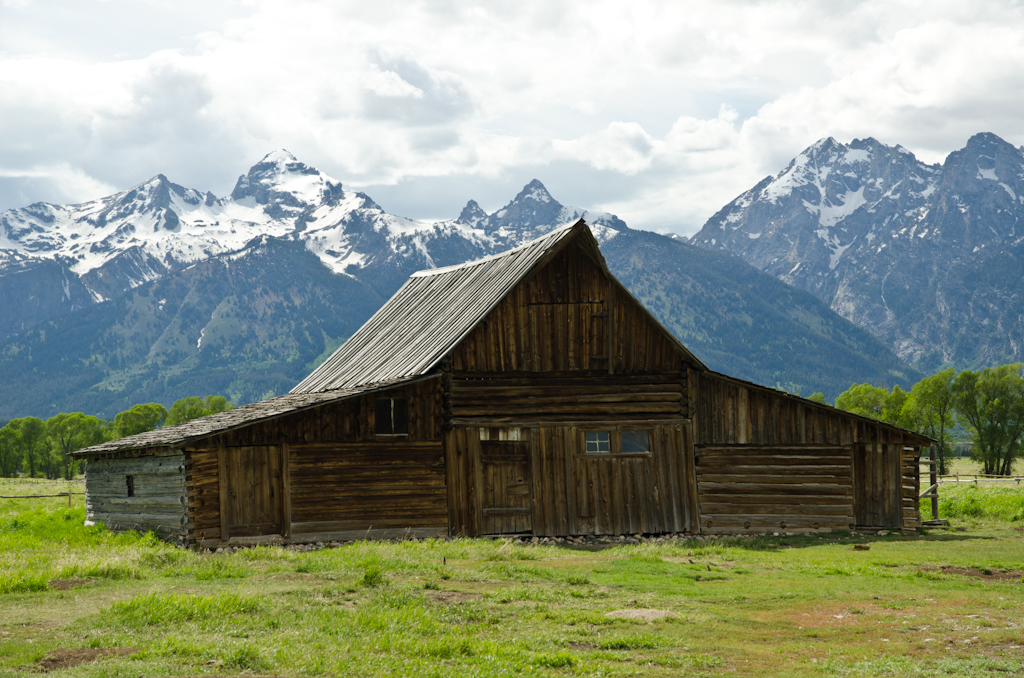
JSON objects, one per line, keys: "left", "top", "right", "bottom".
{"left": 951, "top": 364, "right": 1024, "bottom": 476}
{"left": 900, "top": 368, "right": 956, "bottom": 474}
{"left": 807, "top": 392, "right": 829, "bottom": 405}
{"left": 835, "top": 383, "right": 907, "bottom": 427}
{"left": 0, "top": 426, "right": 21, "bottom": 477}
{"left": 111, "top": 403, "right": 168, "bottom": 439}
{"left": 46, "top": 413, "right": 107, "bottom": 480}
{"left": 165, "top": 395, "right": 234, "bottom": 426}
{"left": 835, "top": 383, "right": 888, "bottom": 420}
{"left": 4, "top": 417, "right": 48, "bottom": 478}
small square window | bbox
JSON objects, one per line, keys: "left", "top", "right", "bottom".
{"left": 621, "top": 430, "right": 651, "bottom": 454}
{"left": 585, "top": 431, "right": 611, "bottom": 454}
{"left": 375, "top": 397, "right": 409, "bottom": 435}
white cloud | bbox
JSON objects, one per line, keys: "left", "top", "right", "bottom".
{"left": 1, "top": 0, "right": 1024, "bottom": 235}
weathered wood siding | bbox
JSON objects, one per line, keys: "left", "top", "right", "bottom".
{"left": 446, "top": 421, "right": 693, "bottom": 537}
{"left": 85, "top": 451, "right": 187, "bottom": 542}
{"left": 451, "top": 240, "right": 692, "bottom": 375}
{"left": 450, "top": 374, "right": 687, "bottom": 425}
{"left": 444, "top": 237, "right": 698, "bottom": 537}
{"left": 185, "top": 379, "right": 444, "bottom": 545}
{"left": 288, "top": 441, "right": 447, "bottom": 540}
{"left": 694, "top": 446, "right": 854, "bottom": 533}
{"left": 694, "top": 371, "right": 923, "bottom": 533}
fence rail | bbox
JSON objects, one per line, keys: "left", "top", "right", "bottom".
{"left": 0, "top": 478, "right": 86, "bottom": 499}
{"left": 938, "top": 474, "right": 1023, "bottom": 485}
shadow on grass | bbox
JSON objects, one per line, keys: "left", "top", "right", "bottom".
{"left": 544, "top": 529, "right": 1005, "bottom": 554}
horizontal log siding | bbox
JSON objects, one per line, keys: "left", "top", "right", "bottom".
{"left": 187, "top": 450, "right": 221, "bottom": 541}
{"left": 451, "top": 240, "right": 689, "bottom": 375}
{"left": 695, "top": 446, "right": 854, "bottom": 534}
{"left": 450, "top": 374, "right": 687, "bottom": 424}
{"left": 202, "top": 379, "right": 441, "bottom": 448}
{"left": 694, "top": 372, "right": 921, "bottom": 533}
{"left": 85, "top": 452, "right": 187, "bottom": 542}
{"left": 288, "top": 442, "right": 447, "bottom": 537}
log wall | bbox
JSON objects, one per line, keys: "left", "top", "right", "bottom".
{"left": 287, "top": 441, "right": 447, "bottom": 541}
{"left": 694, "top": 446, "right": 853, "bottom": 533}
{"left": 450, "top": 374, "right": 688, "bottom": 425}
{"left": 84, "top": 451, "right": 188, "bottom": 543}
{"left": 693, "top": 371, "right": 926, "bottom": 533}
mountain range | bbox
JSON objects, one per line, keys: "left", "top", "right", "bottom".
{"left": 0, "top": 151, "right": 920, "bottom": 422}
{"left": 690, "top": 132, "right": 1024, "bottom": 372}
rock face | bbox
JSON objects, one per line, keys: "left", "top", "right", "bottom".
{"left": 0, "top": 153, "right": 916, "bottom": 420}
{"left": 690, "top": 133, "right": 1024, "bottom": 370}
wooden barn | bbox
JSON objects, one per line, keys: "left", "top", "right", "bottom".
{"left": 73, "top": 220, "right": 932, "bottom": 546}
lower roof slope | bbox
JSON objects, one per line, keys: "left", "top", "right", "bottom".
{"left": 71, "top": 382, "right": 401, "bottom": 456}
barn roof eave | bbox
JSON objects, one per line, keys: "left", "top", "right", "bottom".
{"left": 72, "top": 375, "right": 438, "bottom": 458}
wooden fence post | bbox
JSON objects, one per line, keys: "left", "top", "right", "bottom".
{"left": 929, "top": 444, "right": 939, "bottom": 520}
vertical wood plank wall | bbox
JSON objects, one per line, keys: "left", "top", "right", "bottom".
{"left": 451, "top": 240, "right": 688, "bottom": 375}
{"left": 446, "top": 421, "right": 692, "bottom": 537}
{"left": 694, "top": 372, "right": 925, "bottom": 533}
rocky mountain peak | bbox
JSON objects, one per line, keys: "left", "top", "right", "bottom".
{"left": 455, "top": 199, "right": 488, "bottom": 225}
{"left": 480, "top": 179, "right": 565, "bottom": 237}
{"left": 229, "top": 150, "right": 343, "bottom": 213}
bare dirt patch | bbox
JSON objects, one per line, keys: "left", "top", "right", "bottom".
{"left": 920, "top": 566, "right": 1024, "bottom": 581}
{"left": 46, "top": 578, "right": 92, "bottom": 591}
{"left": 605, "top": 608, "right": 678, "bottom": 622}
{"left": 35, "top": 647, "right": 138, "bottom": 672}
{"left": 428, "top": 591, "right": 483, "bottom": 604}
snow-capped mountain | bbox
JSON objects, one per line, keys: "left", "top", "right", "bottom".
{"left": 691, "top": 132, "right": 1024, "bottom": 368}
{"left": 0, "top": 151, "right": 626, "bottom": 335}
{"left": 0, "top": 152, "right": 918, "bottom": 421}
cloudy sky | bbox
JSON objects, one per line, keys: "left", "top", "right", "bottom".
{"left": 2, "top": 0, "right": 1023, "bottom": 236}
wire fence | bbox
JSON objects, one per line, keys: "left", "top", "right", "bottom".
{"left": 0, "top": 477, "right": 86, "bottom": 499}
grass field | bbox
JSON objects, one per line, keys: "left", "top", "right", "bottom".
{"left": 1, "top": 481, "right": 1022, "bottom": 677}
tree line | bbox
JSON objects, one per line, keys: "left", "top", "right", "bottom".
{"left": 822, "top": 363, "right": 1024, "bottom": 476}
{"left": 0, "top": 396, "right": 233, "bottom": 479}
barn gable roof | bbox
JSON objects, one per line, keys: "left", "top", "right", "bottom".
{"left": 292, "top": 219, "right": 706, "bottom": 393}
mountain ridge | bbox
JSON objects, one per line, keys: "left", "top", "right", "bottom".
{"left": 0, "top": 153, "right": 921, "bottom": 421}
{"left": 690, "top": 132, "right": 1024, "bottom": 369}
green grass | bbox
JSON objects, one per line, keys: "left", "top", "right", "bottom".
{"left": 1, "top": 490, "right": 1023, "bottom": 677}
{"left": 935, "top": 483, "right": 1024, "bottom": 521}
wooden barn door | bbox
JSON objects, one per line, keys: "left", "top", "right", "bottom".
{"left": 219, "top": 445, "right": 284, "bottom": 539}
{"left": 476, "top": 428, "right": 534, "bottom": 535}
{"left": 852, "top": 443, "right": 903, "bottom": 529}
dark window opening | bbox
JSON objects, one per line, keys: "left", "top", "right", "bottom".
{"left": 582, "top": 428, "right": 653, "bottom": 456}
{"left": 126, "top": 475, "right": 135, "bottom": 497}
{"left": 375, "top": 397, "right": 409, "bottom": 435}
{"left": 621, "top": 430, "right": 651, "bottom": 453}
{"left": 585, "top": 431, "right": 611, "bottom": 454}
